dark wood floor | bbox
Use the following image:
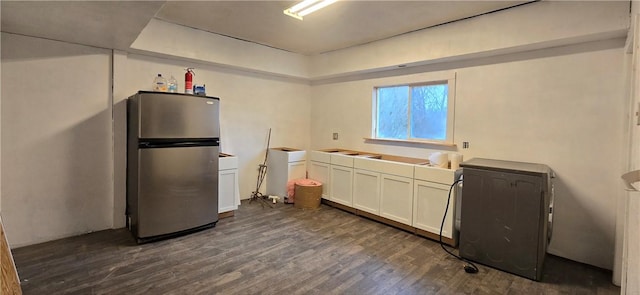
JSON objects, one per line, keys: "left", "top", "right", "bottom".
{"left": 12, "top": 200, "right": 619, "bottom": 295}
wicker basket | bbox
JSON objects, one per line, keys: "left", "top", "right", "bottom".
{"left": 293, "top": 183, "right": 322, "bottom": 209}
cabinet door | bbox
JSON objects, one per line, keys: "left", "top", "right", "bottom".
{"left": 288, "top": 161, "right": 307, "bottom": 180}
{"left": 219, "top": 169, "right": 239, "bottom": 213}
{"left": 353, "top": 169, "right": 381, "bottom": 215}
{"left": 308, "top": 161, "right": 330, "bottom": 199}
{"left": 509, "top": 176, "right": 543, "bottom": 273}
{"left": 480, "top": 172, "right": 542, "bottom": 272}
{"left": 380, "top": 174, "right": 414, "bottom": 225}
{"left": 413, "top": 180, "right": 454, "bottom": 238}
{"left": 459, "top": 170, "right": 486, "bottom": 259}
{"left": 330, "top": 165, "right": 354, "bottom": 206}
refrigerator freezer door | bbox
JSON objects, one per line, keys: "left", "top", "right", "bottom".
{"left": 135, "top": 92, "right": 220, "bottom": 139}
{"left": 136, "top": 146, "right": 219, "bottom": 238}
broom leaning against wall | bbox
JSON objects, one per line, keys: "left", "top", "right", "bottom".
{"left": 249, "top": 128, "right": 274, "bottom": 207}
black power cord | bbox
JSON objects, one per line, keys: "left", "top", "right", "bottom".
{"left": 439, "top": 177, "right": 479, "bottom": 274}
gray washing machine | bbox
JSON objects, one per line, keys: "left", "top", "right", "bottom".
{"left": 458, "top": 158, "right": 553, "bottom": 281}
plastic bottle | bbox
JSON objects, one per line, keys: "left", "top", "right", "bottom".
{"left": 153, "top": 74, "right": 167, "bottom": 92}
{"left": 167, "top": 75, "right": 178, "bottom": 93}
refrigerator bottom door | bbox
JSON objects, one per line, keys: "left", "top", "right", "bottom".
{"left": 137, "top": 146, "right": 219, "bottom": 238}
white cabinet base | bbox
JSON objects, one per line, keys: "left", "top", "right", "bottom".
{"left": 353, "top": 169, "right": 381, "bottom": 215}
{"left": 380, "top": 174, "right": 413, "bottom": 226}
{"left": 266, "top": 148, "right": 307, "bottom": 200}
{"left": 310, "top": 149, "right": 457, "bottom": 246}
{"left": 321, "top": 198, "right": 456, "bottom": 246}
{"left": 330, "top": 165, "right": 354, "bottom": 206}
{"left": 219, "top": 154, "right": 240, "bottom": 216}
{"left": 308, "top": 161, "right": 330, "bottom": 199}
{"left": 413, "top": 180, "right": 454, "bottom": 239}
{"left": 219, "top": 169, "right": 240, "bottom": 213}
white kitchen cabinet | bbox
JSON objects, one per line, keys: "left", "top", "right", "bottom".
{"left": 330, "top": 165, "right": 354, "bottom": 206}
{"left": 380, "top": 174, "right": 414, "bottom": 225}
{"left": 308, "top": 150, "right": 331, "bottom": 200}
{"left": 309, "top": 149, "right": 459, "bottom": 245}
{"left": 413, "top": 180, "right": 452, "bottom": 237}
{"left": 329, "top": 153, "right": 355, "bottom": 206}
{"left": 353, "top": 157, "right": 415, "bottom": 226}
{"left": 413, "top": 166, "right": 456, "bottom": 239}
{"left": 266, "top": 147, "right": 306, "bottom": 199}
{"left": 288, "top": 161, "right": 307, "bottom": 181}
{"left": 219, "top": 153, "right": 240, "bottom": 213}
{"left": 353, "top": 169, "right": 381, "bottom": 214}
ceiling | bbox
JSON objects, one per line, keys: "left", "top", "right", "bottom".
{"left": 2, "top": 1, "right": 531, "bottom": 55}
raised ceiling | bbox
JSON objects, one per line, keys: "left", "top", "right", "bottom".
{"left": 2, "top": 1, "right": 531, "bottom": 55}
{"left": 155, "top": 1, "right": 530, "bottom": 55}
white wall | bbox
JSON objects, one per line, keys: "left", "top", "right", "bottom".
{"left": 0, "top": 32, "right": 312, "bottom": 243}
{"left": 0, "top": 33, "right": 114, "bottom": 247}
{"left": 621, "top": 1, "right": 640, "bottom": 292}
{"left": 457, "top": 43, "right": 625, "bottom": 270}
{"left": 111, "top": 52, "right": 311, "bottom": 228}
{"left": 310, "top": 40, "right": 626, "bottom": 269}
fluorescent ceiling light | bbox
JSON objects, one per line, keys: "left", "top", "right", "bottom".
{"left": 284, "top": 0, "right": 337, "bottom": 20}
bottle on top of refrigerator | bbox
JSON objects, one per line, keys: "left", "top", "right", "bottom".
{"left": 167, "top": 75, "right": 178, "bottom": 93}
{"left": 185, "top": 68, "right": 195, "bottom": 94}
{"left": 153, "top": 74, "right": 167, "bottom": 92}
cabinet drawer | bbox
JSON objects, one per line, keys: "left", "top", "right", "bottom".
{"left": 354, "top": 157, "right": 414, "bottom": 178}
{"left": 331, "top": 154, "right": 354, "bottom": 167}
{"left": 309, "top": 150, "right": 331, "bottom": 163}
{"left": 414, "top": 165, "right": 455, "bottom": 184}
{"left": 219, "top": 156, "right": 238, "bottom": 170}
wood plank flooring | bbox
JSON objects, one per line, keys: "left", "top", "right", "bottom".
{"left": 12, "top": 200, "right": 619, "bottom": 294}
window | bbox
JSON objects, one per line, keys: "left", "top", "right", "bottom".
{"left": 373, "top": 78, "right": 455, "bottom": 144}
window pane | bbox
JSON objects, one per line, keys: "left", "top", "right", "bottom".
{"left": 411, "top": 84, "right": 448, "bottom": 140}
{"left": 377, "top": 86, "right": 408, "bottom": 139}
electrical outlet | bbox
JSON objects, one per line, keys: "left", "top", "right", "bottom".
{"left": 463, "top": 141, "right": 470, "bottom": 149}
{"left": 333, "top": 133, "right": 339, "bottom": 140}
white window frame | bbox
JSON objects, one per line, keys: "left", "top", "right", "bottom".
{"left": 371, "top": 75, "right": 456, "bottom": 145}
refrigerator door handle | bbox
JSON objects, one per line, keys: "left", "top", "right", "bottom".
{"left": 139, "top": 139, "right": 220, "bottom": 149}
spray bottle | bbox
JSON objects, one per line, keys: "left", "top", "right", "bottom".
{"left": 185, "top": 68, "right": 195, "bottom": 94}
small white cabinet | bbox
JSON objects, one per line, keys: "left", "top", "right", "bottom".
{"left": 308, "top": 151, "right": 331, "bottom": 199}
{"left": 219, "top": 153, "right": 240, "bottom": 213}
{"left": 413, "top": 166, "right": 456, "bottom": 239}
{"left": 266, "top": 147, "right": 306, "bottom": 199}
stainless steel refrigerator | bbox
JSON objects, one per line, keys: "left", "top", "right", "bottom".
{"left": 127, "top": 91, "right": 220, "bottom": 243}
